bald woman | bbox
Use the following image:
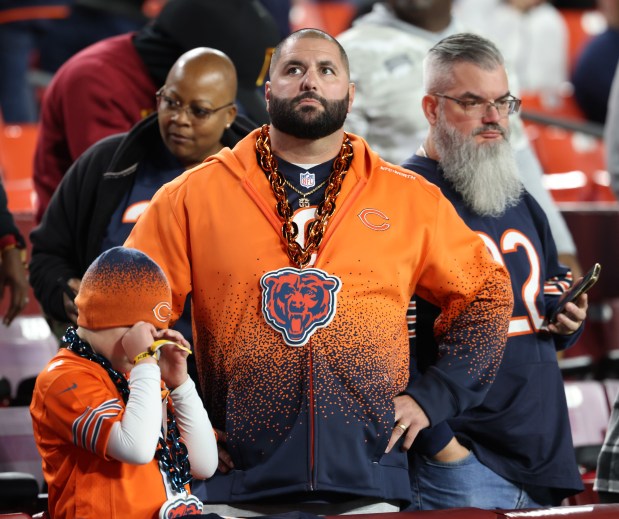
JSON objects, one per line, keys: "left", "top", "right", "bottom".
{"left": 30, "top": 47, "right": 254, "bottom": 346}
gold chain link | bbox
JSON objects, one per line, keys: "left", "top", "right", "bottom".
{"left": 284, "top": 178, "right": 328, "bottom": 197}
{"left": 256, "top": 124, "right": 354, "bottom": 268}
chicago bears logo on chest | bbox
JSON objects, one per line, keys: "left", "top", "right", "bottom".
{"left": 260, "top": 267, "right": 342, "bottom": 347}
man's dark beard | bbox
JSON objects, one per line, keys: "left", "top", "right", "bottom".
{"left": 268, "top": 92, "right": 349, "bottom": 140}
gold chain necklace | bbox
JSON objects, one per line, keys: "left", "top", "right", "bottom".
{"left": 283, "top": 178, "right": 328, "bottom": 208}
{"left": 256, "top": 124, "right": 354, "bottom": 268}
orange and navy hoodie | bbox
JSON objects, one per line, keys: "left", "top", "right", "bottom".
{"left": 125, "top": 129, "right": 513, "bottom": 506}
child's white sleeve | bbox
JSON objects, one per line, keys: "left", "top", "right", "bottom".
{"left": 106, "top": 363, "right": 162, "bottom": 464}
{"left": 170, "top": 377, "right": 218, "bottom": 479}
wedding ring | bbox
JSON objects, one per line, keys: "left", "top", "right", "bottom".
{"left": 397, "top": 423, "right": 408, "bottom": 432}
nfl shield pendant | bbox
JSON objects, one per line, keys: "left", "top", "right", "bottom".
{"left": 300, "top": 171, "right": 315, "bottom": 188}
{"left": 261, "top": 267, "right": 342, "bottom": 347}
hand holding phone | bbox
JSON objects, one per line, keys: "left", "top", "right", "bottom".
{"left": 549, "top": 263, "right": 601, "bottom": 324}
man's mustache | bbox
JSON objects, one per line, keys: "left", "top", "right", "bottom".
{"left": 473, "top": 124, "right": 507, "bottom": 137}
{"left": 293, "top": 92, "right": 327, "bottom": 108}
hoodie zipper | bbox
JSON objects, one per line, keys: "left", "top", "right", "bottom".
{"left": 308, "top": 337, "right": 316, "bottom": 490}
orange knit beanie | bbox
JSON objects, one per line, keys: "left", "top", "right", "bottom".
{"left": 76, "top": 247, "right": 172, "bottom": 330}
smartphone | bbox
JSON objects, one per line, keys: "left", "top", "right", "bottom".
{"left": 549, "top": 263, "right": 601, "bottom": 324}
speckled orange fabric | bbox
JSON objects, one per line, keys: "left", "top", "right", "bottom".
{"left": 125, "top": 130, "right": 512, "bottom": 504}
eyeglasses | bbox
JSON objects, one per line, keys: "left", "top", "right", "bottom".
{"left": 156, "top": 89, "right": 234, "bottom": 121}
{"left": 433, "top": 93, "right": 521, "bottom": 118}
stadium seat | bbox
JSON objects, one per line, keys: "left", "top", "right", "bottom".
{"left": 521, "top": 89, "right": 587, "bottom": 122}
{"left": 530, "top": 128, "right": 615, "bottom": 203}
{"left": 0, "top": 472, "right": 38, "bottom": 514}
{"left": 559, "top": 8, "right": 607, "bottom": 75}
{"left": 0, "top": 119, "right": 39, "bottom": 214}
{"left": 0, "top": 316, "right": 57, "bottom": 402}
{"left": 565, "top": 380, "right": 610, "bottom": 471}
{"left": 289, "top": 0, "right": 356, "bottom": 36}
{"left": 0, "top": 408, "right": 44, "bottom": 492}
{"left": 602, "top": 379, "right": 619, "bottom": 410}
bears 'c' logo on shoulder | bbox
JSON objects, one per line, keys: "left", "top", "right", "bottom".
{"left": 153, "top": 302, "right": 172, "bottom": 323}
{"left": 358, "top": 208, "right": 390, "bottom": 231}
{"left": 261, "top": 267, "right": 342, "bottom": 347}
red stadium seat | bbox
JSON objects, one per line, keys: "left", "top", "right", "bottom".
{"left": 560, "top": 8, "right": 607, "bottom": 75}
{"left": 0, "top": 120, "right": 39, "bottom": 215}
{"left": 290, "top": 0, "right": 356, "bottom": 36}
{"left": 527, "top": 127, "right": 615, "bottom": 204}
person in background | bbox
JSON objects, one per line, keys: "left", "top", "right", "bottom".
{"left": 604, "top": 61, "right": 619, "bottom": 198}
{"left": 258, "top": 0, "right": 292, "bottom": 39}
{"left": 402, "top": 32, "right": 586, "bottom": 509}
{"left": 0, "top": 1, "right": 72, "bottom": 123}
{"left": 125, "top": 28, "right": 513, "bottom": 516}
{"left": 32, "top": 0, "right": 279, "bottom": 223}
{"left": 337, "top": 0, "right": 582, "bottom": 278}
{"left": 454, "top": 0, "right": 568, "bottom": 98}
{"left": 0, "top": 182, "right": 29, "bottom": 326}
{"left": 29, "top": 47, "right": 248, "bottom": 391}
{"left": 36, "top": 0, "right": 149, "bottom": 73}
{"left": 30, "top": 246, "right": 218, "bottom": 519}
{"left": 571, "top": 0, "right": 619, "bottom": 124}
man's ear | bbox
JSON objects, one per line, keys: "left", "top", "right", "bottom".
{"left": 422, "top": 94, "right": 439, "bottom": 126}
{"left": 265, "top": 81, "right": 271, "bottom": 110}
{"left": 347, "top": 82, "right": 355, "bottom": 113}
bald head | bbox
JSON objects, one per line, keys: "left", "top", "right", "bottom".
{"left": 158, "top": 47, "right": 239, "bottom": 168}
{"left": 166, "top": 47, "right": 238, "bottom": 99}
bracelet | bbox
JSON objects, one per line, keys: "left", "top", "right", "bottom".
{"left": 133, "top": 340, "right": 192, "bottom": 365}
{"left": 133, "top": 351, "right": 155, "bottom": 364}
{"left": 149, "top": 339, "right": 192, "bottom": 358}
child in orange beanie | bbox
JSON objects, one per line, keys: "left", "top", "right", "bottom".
{"left": 30, "top": 247, "right": 217, "bottom": 519}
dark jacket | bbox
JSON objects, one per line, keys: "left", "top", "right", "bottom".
{"left": 29, "top": 111, "right": 253, "bottom": 321}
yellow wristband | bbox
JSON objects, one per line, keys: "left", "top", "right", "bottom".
{"left": 133, "top": 351, "right": 155, "bottom": 364}
{"left": 149, "top": 339, "right": 192, "bottom": 359}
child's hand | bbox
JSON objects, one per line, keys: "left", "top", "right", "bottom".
{"left": 122, "top": 322, "right": 158, "bottom": 364}
{"left": 156, "top": 329, "right": 190, "bottom": 389}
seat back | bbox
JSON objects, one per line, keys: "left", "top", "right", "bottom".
{"left": 0, "top": 316, "right": 57, "bottom": 401}
{"left": 560, "top": 8, "right": 607, "bottom": 74}
{"left": 565, "top": 380, "right": 611, "bottom": 471}
{"left": 0, "top": 408, "right": 44, "bottom": 492}
{"left": 602, "top": 378, "right": 619, "bottom": 410}
{"left": 0, "top": 120, "right": 39, "bottom": 215}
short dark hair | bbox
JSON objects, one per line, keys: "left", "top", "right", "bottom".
{"left": 269, "top": 28, "right": 350, "bottom": 77}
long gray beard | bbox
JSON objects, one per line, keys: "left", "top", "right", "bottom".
{"left": 434, "top": 114, "right": 523, "bottom": 217}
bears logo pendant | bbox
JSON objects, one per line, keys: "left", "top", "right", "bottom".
{"left": 261, "top": 267, "right": 342, "bottom": 347}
